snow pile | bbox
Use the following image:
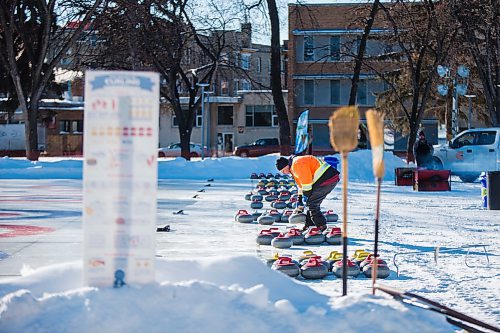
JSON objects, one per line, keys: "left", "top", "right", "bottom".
{"left": 0, "top": 257, "right": 450, "bottom": 333}
{"left": 0, "top": 151, "right": 408, "bottom": 182}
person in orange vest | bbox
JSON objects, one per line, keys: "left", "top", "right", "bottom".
{"left": 276, "top": 155, "right": 340, "bottom": 232}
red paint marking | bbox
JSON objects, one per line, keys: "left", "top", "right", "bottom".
{"left": 0, "top": 212, "right": 22, "bottom": 217}
{"left": 0, "top": 224, "right": 55, "bottom": 238}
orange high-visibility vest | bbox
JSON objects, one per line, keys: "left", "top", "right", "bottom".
{"left": 290, "top": 156, "right": 330, "bottom": 194}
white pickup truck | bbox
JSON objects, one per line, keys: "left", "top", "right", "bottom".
{"left": 432, "top": 128, "right": 500, "bottom": 182}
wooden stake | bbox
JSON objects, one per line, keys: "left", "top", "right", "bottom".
{"left": 366, "top": 109, "right": 385, "bottom": 295}
{"left": 329, "top": 106, "right": 359, "bottom": 296}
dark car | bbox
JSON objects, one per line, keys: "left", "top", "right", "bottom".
{"left": 233, "top": 138, "right": 280, "bottom": 157}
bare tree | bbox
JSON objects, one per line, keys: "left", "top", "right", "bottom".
{"left": 348, "top": 0, "right": 381, "bottom": 106}
{"left": 0, "top": 0, "right": 104, "bottom": 160}
{"left": 91, "top": 0, "right": 233, "bottom": 159}
{"left": 375, "top": 0, "right": 458, "bottom": 161}
{"left": 243, "top": 0, "right": 291, "bottom": 154}
{"left": 450, "top": 0, "right": 500, "bottom": 126}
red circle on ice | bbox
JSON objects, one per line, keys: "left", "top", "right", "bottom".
{"left": 0, "top": 224, "right": 55, "bottom": 238}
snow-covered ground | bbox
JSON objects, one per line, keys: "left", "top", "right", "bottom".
{"left": 0, "top": 152, "right": 499, "bottom": 332}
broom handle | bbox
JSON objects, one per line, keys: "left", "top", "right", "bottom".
{"left": 372, "top": 177, "right": 382, "bottom": 295}
{"left": 341, "top": 151, "right": 348, "bottom": 296}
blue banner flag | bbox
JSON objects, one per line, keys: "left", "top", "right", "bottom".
{"left": 294, "top": 109, "right": 309, "bottom": 154}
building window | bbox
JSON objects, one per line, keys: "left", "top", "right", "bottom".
{"left": 220, "top": 52, "right": 229, "bottom": 64}
{"left": 217, "top": 105, "right": 233, "bottom": 125}
{"left": 304, "top": 36, "right": 314, "bottom": 61}
{"left": 383, "top": 43, "right": 394, "bottom": 55}
{"left": 304, "top": 80, "right": 314, "bottom": 105}
{"left": 245, "top": 105, "right": 277, "bottom": 127}
{"left": 172, "top": 114, "right": 178, "bottom": 127}
{"left": 330, "top": 80, "right": 340, "bottom": 105}
{"left": 241, "top": 79, "right": 251, "bottom": 91}
{"left": 221, "top": 80, "right": 229, "bottom": 96}
{"left": 59, "top": 120, "right": 83, "bottom": 134}
{"left": 357, "top": 80, "right": 367, "bottom": 105}
{"left": 257, "top": 57, "right": 262, "bottom": 72}
{"left": 196, "top": 108, "right": 202, "bottom": 127}
{"left": 241, "top": 53, "right": 251, "bottom": 70}
{"left": 233, "top": 52, "right": 239, "bottom": 66}
{"left": 233, "top": 79, "right": 239, "bottom": 95}
{"left": 330, "top": 36, "right": 341, "bottom": 61}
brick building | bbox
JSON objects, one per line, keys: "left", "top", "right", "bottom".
{"left": 287, "top": 3, "right": 435, "bottom": 152}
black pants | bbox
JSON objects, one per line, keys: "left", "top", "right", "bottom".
{"left": 305, "top": 180, "right": 338, "bottom": 228}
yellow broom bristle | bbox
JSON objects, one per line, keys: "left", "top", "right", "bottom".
{"left": 329, "top": 106, "right": 360, "bottom": 152}
{"left": 366, "top": 109, "right": 385, "bottom": 178}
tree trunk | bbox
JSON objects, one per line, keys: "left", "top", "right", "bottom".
{"left": 267, "top": 0, "right": 291, "bottom": 155}
{"left": 25, "top": 105, "right": 40, "bottom": 161}
{"left": 348, "top": 0, "right": 380, "bottom": 106}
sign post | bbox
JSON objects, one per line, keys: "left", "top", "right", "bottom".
{"left": 83, "top": 71, "right": 159, "bottom": 287}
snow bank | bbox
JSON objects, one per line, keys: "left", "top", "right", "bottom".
{"left": 1, "top": 151, "right": 408, "bottom": 182}
{"left": 0, "top": 256, "right": 450, "bottom": 333}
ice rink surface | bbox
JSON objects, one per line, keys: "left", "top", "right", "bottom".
{"left": 0, "top": 177, "right": 499, "bottom": 325}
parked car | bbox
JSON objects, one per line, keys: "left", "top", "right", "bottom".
{"left": 158, "top": 143, "right": 209, "bottom": 158}
{"left": 432, "top": 128, "right": 500, "bottom": 182}
{"left": 233, "top": 138, "right": 281, "bottom": 157}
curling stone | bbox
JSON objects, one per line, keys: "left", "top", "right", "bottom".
{"left": 256, "top": 229, "right": 274, "bottom": 245}
{"left": 271, "top": 200, "right": 287, "bottom": 210}
{"left": 289, "top": 212, "right": 307, "bottom": 224}
{"left": 258, "top": 173, "right": 266, "bottom": 179}
{"left": 259, "top": 178, "right": 269, "bottom": 185}
{"left": 265, "top": 252, "right": 280, "bottom": 266}
{"left": 250, "top": 200, "right": 263, "bottom": 209}
{"left": 266, "top": 181, "right": 277, "bottom": 189}
{"left": 332, "top": 259, "right": 360, "bottom": 278}
{"left": 359, "top": 254, "right": 382, "bottom": 269}
{"left": 278, "top": 192, "right": 291, "bottom": 201}
{"left": 256, "top": 181, "right": 266, "bottom": 187}
{"left": 362, "top": 257, "right": 391, "bottom": 279}
{"left": 257, "top": 187, "right": 268, "bottom": 196}
{"left": 298, "top": 250, "right": 318, "bottom": 265}
{"left": 271, "top": 257, "right": 300, "bottom": 278}
{"left": 323, "top": 251, "right": 343, "bottom": 271}
{"left": 257, "top": 213, "right": 275, "bottom": 225}
{"left": 265, "top": 195, "right": 278, "bottom": 202}
{"left": 251, "top": 194, "right": 263, "bottom": 202}
{"left": 234, "top": 209, "right": 254, "bottom": 223}
{"left": 325, "top": 227, "right": 342, "bottom": 245}
{"left": 274, "top": 173, "right": 282, "bottom": 179}
{"left": 351, "top": 250, "right": 371, "bottom": 264}
{"left": 300, "top": 256, "right": 328, "bottom": 280}
{"left": 268, "top": 189, "right": 279, "bottom": 196}
{"left": 271, "top": 233, "right": 293, "bottom": 249}
{"left": 257, "top": 227, "right": 282, "bottom": 246}
{"left": 324, "top": 210, "right": 339, "bottom": 223}
{"left": 286, "top": 228, "right": 305, "bottom": 245}
{"left": 266, "top": 173, "right": 274, "bottom": 179}
{"left": 250, "top": 173, "right": 258, "bottom": 179}
{"left": 244, "top": 192, "right": 253, "bottom": 201}
{"left": 287, "top": 197, "right": 298, "bottom": 209}
{"left": 304, "top": 227, "right": 326, "bottom": 245}
{"left": 280, "top": 210, "right": 293, "bottom": 223}
{"left": 267, "top": 209, "right": 281, "bottom": 222}
{"left": 251, "top": 211, "right": 262, "bottom": 221}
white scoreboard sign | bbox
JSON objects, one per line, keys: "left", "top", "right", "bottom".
{"left": 83, "top": 71, "right": 159, "bottom": 287}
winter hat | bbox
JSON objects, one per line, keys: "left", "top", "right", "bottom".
{"left": 276, "top": 157, "right": 289, "bottom": 171}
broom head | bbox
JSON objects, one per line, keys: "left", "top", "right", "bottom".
{"left": 366, "top": 109, "right": 385, "bottom": 178}
{"left": 329, "top": 106, "right": 360, "bottom": 153}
